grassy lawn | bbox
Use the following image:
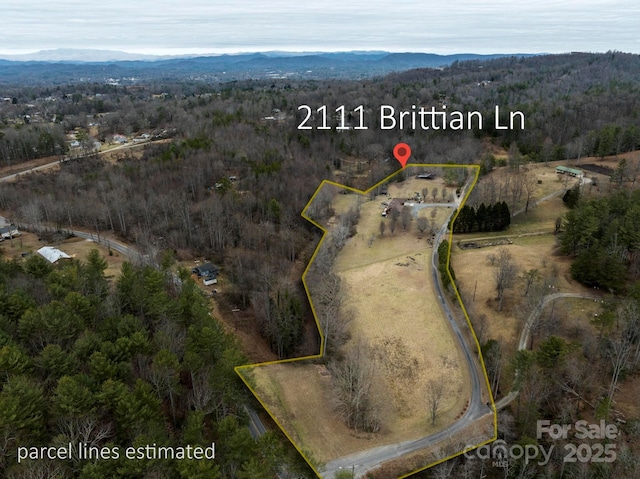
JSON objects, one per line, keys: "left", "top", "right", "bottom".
{"left": 451, "top": 187, "right": 597, "bottom": 359}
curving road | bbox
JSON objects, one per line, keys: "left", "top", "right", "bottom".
{"left": 494, "top": 292, "right": 599, "bottom": 411}
{"left": 325, "top": 171, "right": 594, "bottom": 476}
{"left": 322, "top": 174, "right": 493, "bottom": 478}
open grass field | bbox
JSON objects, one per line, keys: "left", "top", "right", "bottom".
{"left": 249, "top": 363, "right": 367, "bottom": 465}
{"left": 451, "top": 196, "right": 597, "bottom": 351}
{"left": 339, "top": 251, "right": 468, "bottom": 422}
{"left": 242, "top": 169, "right": 476, "bottom": 465}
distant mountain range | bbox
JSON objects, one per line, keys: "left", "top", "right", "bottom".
{"left": 0, "top": 49, "right": 177, "bottom": 62}
{"left": 0, "top": 48, "right": 537, "bottom": 84}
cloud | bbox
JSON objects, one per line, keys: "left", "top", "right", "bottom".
{"left": 1, "top": 0, "right": 639, "bottom": 54}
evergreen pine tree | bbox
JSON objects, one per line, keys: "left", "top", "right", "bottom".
{"left": 476, "top": 203, "right": 487, "bottom": 232}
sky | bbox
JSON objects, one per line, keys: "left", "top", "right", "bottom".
{"left": 2, "top": 0, "right": 640, "bottom": 56}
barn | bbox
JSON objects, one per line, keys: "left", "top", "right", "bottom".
{"left": 556, "top": 165, "right": 584, "bottom": 178}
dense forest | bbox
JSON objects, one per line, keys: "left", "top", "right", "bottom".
{"left": 3, "top": 52, "right": 640, "bottom": 169}
{"left": 561, "top": 188, "right": 640, "bottom": 293}
{"left": 0, "top": 251, "right": 311, "bottom": 478}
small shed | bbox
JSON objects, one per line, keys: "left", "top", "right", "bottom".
{"left": 37, "top": 246, "right": 72, "bottom": 264}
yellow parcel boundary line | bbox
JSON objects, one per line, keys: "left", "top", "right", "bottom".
{"left": 235, "top": 163, "right": 498, "bottom": 478}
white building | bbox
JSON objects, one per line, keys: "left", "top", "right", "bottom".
{"left": 37, "top": 246, "right": 72, "bottom": 263}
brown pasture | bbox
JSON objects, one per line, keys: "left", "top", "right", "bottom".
{"left": 243, "top": 170, "right": 476, "bottom": 465}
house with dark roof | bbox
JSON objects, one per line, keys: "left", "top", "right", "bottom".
{"left": 192, "top": 262, "right": 219, "bottom": 277}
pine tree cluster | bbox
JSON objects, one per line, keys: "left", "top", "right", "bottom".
{"left": 452, "top": 202, "right": 511, "bottom": 233}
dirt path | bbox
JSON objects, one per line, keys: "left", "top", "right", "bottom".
{"left": 458, "top": 230, "right": 552, "bottom": 244}
{"left": 494, "top": 292, "right": 600, "bottom": 411}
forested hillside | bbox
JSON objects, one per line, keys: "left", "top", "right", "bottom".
{"left": 2, "top": 52, "right": 640, "bottom": 363}
{"left": 0, "top": 251, "right": 303, "bottom": 478}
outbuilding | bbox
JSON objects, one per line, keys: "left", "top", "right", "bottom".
{"left": 37, "top": 246, "right": 72, "bottom": 264}
{"left": 556, "top": 165, "right": 584, "bottom": 178}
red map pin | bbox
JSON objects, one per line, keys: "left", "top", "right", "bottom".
{"left": 393, "top": 143, "right": 411, "bottom": 168}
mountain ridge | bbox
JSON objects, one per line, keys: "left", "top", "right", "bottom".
{"left": 0, "top": 48, "right": 534, "bottom": 63}
{"left": 0, "top": 49, "right": 538, "bottom": 84}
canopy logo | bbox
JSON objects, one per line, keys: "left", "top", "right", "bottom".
{"left": 464, "top": 439, "right": 553, "bottom": 468}
{"left": 465, "top": 420, "right": 618, "bottom": 469}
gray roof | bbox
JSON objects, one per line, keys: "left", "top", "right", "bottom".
{"left": 192, "top": 262, "right": 219, "bottom": 276}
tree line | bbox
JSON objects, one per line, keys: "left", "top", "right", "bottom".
{"left": 561, "top": 189, "right": 640, "bottom": 292}
{"left": 452, "top": 201, "right": 511, "bottom": 234}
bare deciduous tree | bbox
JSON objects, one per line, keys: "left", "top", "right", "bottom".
{"left": 606, "top": 301, "right": 638, "bottom": 406}
{"left": 426, "top": 375, "right": 447, "bottom": 425}
{"left": 494, "top": 248, "right": 516, "bottom": 311}
{"left": 429, "top": 445, "right": 458, "bottom": 479}
{"left": 416, "top": 216, "right": 428, "bottom": 234}
{"left": 330, "top": 340, "right": 380, "bottom": 432}
{"left": 509, "top": 172, "right": 525, "bottom": 212}
{"left": 522, "top": 172, "right": 539, "bottom": 214}
{"left": 482, "top": 339, "right": 503, "bottom": 399}
{"left": 522, "top": 268, "right": 541, "bottom": 296}
{"left": 332, "top": 224, "right": 350, "bottom": 251}
{"left": 400, "top": 206, "right": 411, "bottom": 231}
{"left": 57, "top": 414, "right": 113, "bottom": 459}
